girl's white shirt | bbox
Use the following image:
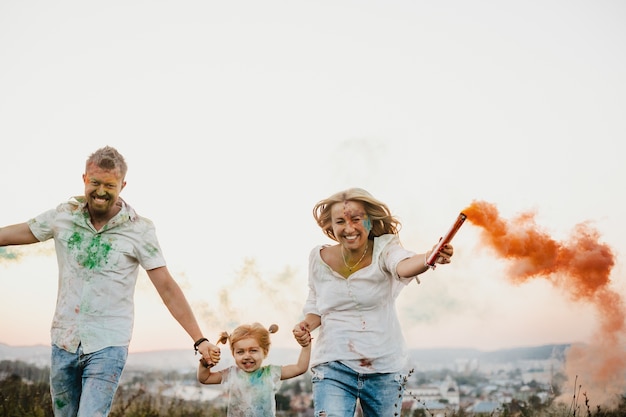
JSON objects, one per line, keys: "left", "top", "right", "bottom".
{"left": 222, "top": 365, "right": 282, "bottom": 417}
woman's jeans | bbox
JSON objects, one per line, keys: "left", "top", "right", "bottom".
{"left": 50, "top": 344, "right": 128, "bottom": 417}
{"left": 311, "top": 361, "right": 406, "bottom": 417}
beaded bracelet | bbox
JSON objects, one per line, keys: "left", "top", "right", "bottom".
{"left": 193, "top": 337, "right": 209, "bottom": 355}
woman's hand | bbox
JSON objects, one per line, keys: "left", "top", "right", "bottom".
{"left": 293, "top": 321, "right": 312, "bottom": 347}
{"left": 431, "top": 242, "right": 454, "bottom": 264}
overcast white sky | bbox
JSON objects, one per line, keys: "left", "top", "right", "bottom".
{"left": 1, "top": 1, "right": 625, "bottom": 355}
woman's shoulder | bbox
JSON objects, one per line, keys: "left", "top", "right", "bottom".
{"left": 373, "top": 234, "right": 399, "bottom": 248}
{"left": 309, "top": 243, "right": 333, "bottom": 258}
{"left": 372, "top": 234, "right": 404, "bottom": 259}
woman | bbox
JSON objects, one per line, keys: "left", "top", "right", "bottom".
{"left": 293, "top": 188, "right": 454, "bottom": 417}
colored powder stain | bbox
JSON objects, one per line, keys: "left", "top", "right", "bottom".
{"left": 246, "top": 366, "right": 272, "bottom": 386}
{"left": 68, "top": 232, "right": 112, "bottom": 270}
{"left": 67, "top": 232, "right": 84, "bottom": 249}
{"left": 362, "top": 216, "right": 373, "bottom": 233}
{"left": 0, "top": 247, "right": 18, "bottom": 260}
{"left": 54, "top": 398, "right": 67, "bottom": 409}
{"left": 359, "top": 358, "right": 373, "bottom": 368}
{"left": 342, "top": 206, "right": 368, "bottom": 230}
{"left": 143, "top": 243, "right": 159, "bottom": 257}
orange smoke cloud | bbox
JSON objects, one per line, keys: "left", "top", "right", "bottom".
{"left": 463, "top": 200, "right": 626, "bottom": 408}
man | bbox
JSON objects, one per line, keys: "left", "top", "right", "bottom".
{"left": 0, "top": 146, "right": 220, "bottom": 416}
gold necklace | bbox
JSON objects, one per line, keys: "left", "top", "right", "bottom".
{"left": 341, "top": 241, "right": 369, "bottom": 271}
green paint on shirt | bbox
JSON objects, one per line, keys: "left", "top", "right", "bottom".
{"left": 68, "top": 232, "right": 112, "bottom": 270}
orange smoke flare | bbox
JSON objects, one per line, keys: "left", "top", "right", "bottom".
{"left": 463, "top": 200, "right": 626, "bottom": 408}
{"left": 463, "top": 201, "right": 615, "bottom": 299}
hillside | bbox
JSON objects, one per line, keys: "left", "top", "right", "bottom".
{"left": 0, "top": 342, "right": 570, "bottom": 372}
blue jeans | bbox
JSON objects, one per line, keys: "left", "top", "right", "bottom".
{"left": 311, "top": 361, "right": 406, "bottom": 417}
{"left": 50, "top": 344, "right": 128, "bottom": 417}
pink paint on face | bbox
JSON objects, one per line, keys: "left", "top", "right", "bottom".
{"left": 331, "top": 201, "right": 371, "bottom": 248}
{"left": 342, "top": 201, "right": 372, "bottom": 233}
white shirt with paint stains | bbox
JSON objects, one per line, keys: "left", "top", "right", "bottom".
{"left": 303, "top": 234, "right": 418, "bottom": 374}
{"left": 28, "top": 197, "right": 166, "bottom": 354}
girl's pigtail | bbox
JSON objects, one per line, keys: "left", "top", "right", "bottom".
{"left": 217, "top": 331, "right": 229, "bottom": 345}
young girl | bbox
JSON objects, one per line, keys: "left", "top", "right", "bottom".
{"left": 198, "top": 322, "right": 311, "bottom": 417}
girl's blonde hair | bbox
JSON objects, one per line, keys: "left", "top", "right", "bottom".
{"left": 222, "top": 323, "right": 279, "bottom": 356}
{"left": 312, "top": 188, "right": 402, "bottom": 242}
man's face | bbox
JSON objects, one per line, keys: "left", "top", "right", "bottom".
{"left": 82, "top": 163, "right": 126, "bottom": 216}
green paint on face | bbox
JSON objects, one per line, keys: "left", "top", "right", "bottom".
{"left": 68, "top": 232, "right": 112, "bottom": 270}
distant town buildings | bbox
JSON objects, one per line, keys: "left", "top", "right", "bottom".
{"left": 0, "top": 343, "right": 575, "bottom": 416}
{"left": 404, "top": 374, "right": 461, "bottom": 416}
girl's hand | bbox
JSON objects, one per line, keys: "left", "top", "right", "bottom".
{"left": 199, "top": 357, "right": 212, "bottom": 368}
{"left": 199, "top": 342, "right": 221, "bottom": 367}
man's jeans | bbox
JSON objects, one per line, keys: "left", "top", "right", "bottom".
{"left": 50, "top": 344, "right": 128, "bottom": 417}
{"left": 311, "top": 361, "right": 406, "bottom": 417}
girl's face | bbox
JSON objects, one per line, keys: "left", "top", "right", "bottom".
{"left": 232, "top": 337, "right": 265, "bottom": 373}
{"left": 330, "top": 200, "right": 372, "bottom": 250}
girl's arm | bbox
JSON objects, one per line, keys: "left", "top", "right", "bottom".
{"left": 280, "top": 343, "right": 311, "bottom": 380}
{"left": 197, "top": 360, "right": 223, "bottom": 385}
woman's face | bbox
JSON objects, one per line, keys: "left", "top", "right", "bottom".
{"left": 232, "top": 337, "right": 265, "bottom": 373}
{"left": 330, "top": 200, "right": 372, "bottom": 249}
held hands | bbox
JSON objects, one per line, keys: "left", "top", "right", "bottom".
{"left": 292, "top": 321, "right": 312, "bottom": 348}
{"left": 198, "top": 340, "right": 221, "bottom": 368}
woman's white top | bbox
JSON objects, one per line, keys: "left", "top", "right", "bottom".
{"left": 303, "top": 234, "right": 419, "bottom": 374}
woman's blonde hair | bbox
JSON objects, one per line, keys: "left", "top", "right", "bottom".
{"left": 313, "top": 188, "right": 401, "bottom": 242}
{"left": 223, "top": 323, "right": 279, "bottom": 356}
